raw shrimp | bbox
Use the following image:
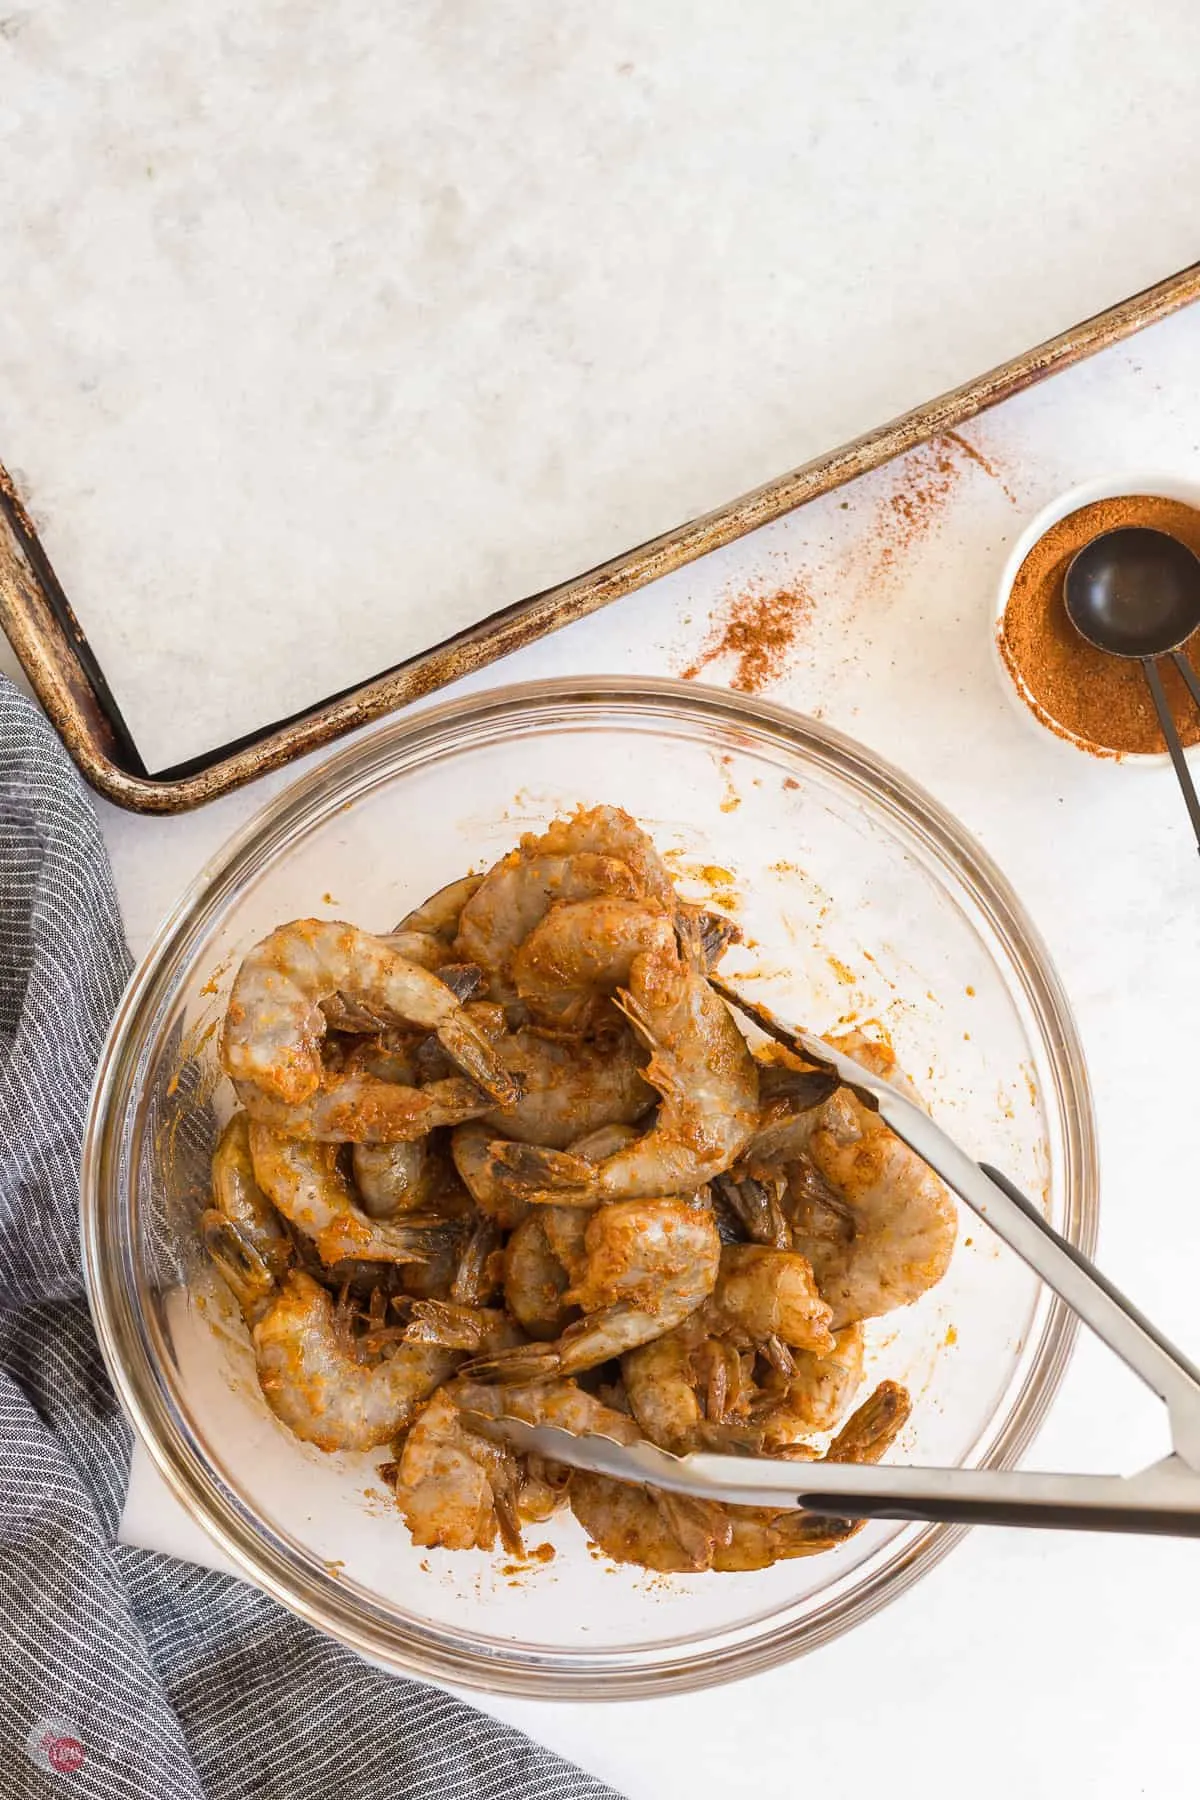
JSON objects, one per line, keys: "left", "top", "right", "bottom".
{"left": 713, "top": 1170, "right": 791, "bottom": 1249}
{"left": 392, "top": 1388, "right": 524, "bottom": 1551}
{"left": 502, "top": 1211, "right": 581, "bottom": 1341}
{"left": 792, "top": 1039, "right": 957, "bottom": 1327}
{"left": 487, "top": 927, "right": 759, "bottom": 1203}
{"left": 581, "top": 1378, "right": 909, "bottom": 1572}
{"left": 402, "top": 1301, "right": 519, "bottom": 1354}
{"left": 483, "top": 1025, "right": 653, "bottom": 1149}
{"left": 322, "top": 956, "right": 483, "bottom": 1033}
{"left": 569, "top": 1473, "right": 732, "bottom": 1573}
{"left": 711, "top": 1245, "right": 834, "bottom": 1357}
{"left": 451, "top": 1215, "right": 504, "bottom": 1307}
{"left": 453, "top": 1375, "right": 643, "bottom": 1447}
{"left": 467, "top": 1198, "right": 720, "bottom": 1383}
{"left": 454, "top": 851, "right": 641, "bottom": 998}
{"left": 498, "top": 1127, "right": 636, "bottom": 1339}
{"left": 710, "top": 1380, "right": 912, "bottom": 1570}
{"left": 687, "top": 906, "right": 742, "bottom": 971}
{"left": 740, "top": 1060, "right": 840, "bottom": 1168}
{"left": 201, "top": 1113, "right": 293, "bottom": 1312}
{"left": 235, "top": 1072, "right": 494, "bottom": 1143}
{"left": 511, "top": 898, "right": 675, "bottom": 1031}
{"left": 395, "top": 1371, "right": 647, "bottom": 1555}
{"left": 253, "top": 1271, "right": 457, "bottom": 1451}
{"left": 451, "top": 1121, "right": 529, "bottom": 1231}
{"left": 620, "top": 1315, "right": 713, "bottom": 1453}
{"left": 530, "top": 805, "right": 678, "bottom": 909}
{"left": 351, "top": 1140, "right": 436, "bottom": 1218}
{"left": 248, "top": 1124, "right": 458, "bottom": 1267}
{"left": 620, "top": 1246, "right": 837, "bottom": 1451}
{"left": 222, "top": 918, "right": 517, "bottom": 1112}
{"left": 749, "top": 1324, "right": 865, "bottom": 1444}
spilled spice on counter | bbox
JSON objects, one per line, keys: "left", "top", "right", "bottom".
{"left": 867, "top": 430, "right": 1018, "bottom": 584}
{"left": 997, "top": 494, "right": 1200, "bottom": 756}
{"left": 681, "top": 581, "right": 812, "bottom": 693}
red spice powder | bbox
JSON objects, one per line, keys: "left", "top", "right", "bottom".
{"left": 681, "top": 582, "right": 813, "bottom": 693}
{"left": 997, "top": 494, "right": 1200, "bottom": 756}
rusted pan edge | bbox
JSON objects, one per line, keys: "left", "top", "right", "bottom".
{"left": 4, "top": 260, "right": 1199, "bottom": 815}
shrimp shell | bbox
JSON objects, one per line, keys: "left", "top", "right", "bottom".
{"left": 482, "top": 1026, "right": 654, "bottom": 1149}
{"left": 248, "top": 1124, "right": 459, "bottom": 1267}
{"left": 487, "top": 927, "right": 759, "bottom": 1204}
{"left": 253, "top": 1271, "right": 458, "bottom": 1452}
{"left": 222, "top": 918, "right": 517, "bottom": 1109}
{"left": 466, "top": 1198, "right": 720, "bottom": 1383}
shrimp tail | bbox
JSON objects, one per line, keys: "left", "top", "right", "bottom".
{"left": 653, "top": 1491, "right": 733, "bottom": 1566}
{"left": 682, "top": 905, "right": 742, "bottom": 971}
{"left": 827, "top": 1379, "right": 911, "bottom": 1464}
{"left": 201, "top": 1211, "right": 279, "bottom": 1320}
{"left": 484, "top": 1141, "right": 597, "bottom": 1204}
{"left": 438, "top": 1013, "right": 521, "bottom": 1106}
{"left": 371, "top": 1217, "right": 465, "bottom": 1265}
{"left": 460, "top": 1342, "right": 563, "bottom": 1384}
{"left": 432, "top": 961, "right": 486, "bottom": 1002}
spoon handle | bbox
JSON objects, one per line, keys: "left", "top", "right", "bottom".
{"left": 1169, "top": 649, "right": 1200, "bottom": 715}
{"left": 1142, "top": 657, "right": 1200, "bottom": 854}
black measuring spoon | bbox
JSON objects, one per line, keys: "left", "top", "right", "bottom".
{"left": 1064, "top": 526, "right": 1200, "bottom": 852}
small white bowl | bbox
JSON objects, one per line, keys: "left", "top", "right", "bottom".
{"left": 992, "top": 472, "right": 1200, "bottom": 765}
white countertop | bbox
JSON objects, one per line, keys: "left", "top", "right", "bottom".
{"left": 8, "top": 301, "right": 1200, "bottom": 1800}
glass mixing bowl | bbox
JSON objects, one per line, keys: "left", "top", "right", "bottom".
{"left": 82, "top": 677, "right": 1097, "bottom": 1699}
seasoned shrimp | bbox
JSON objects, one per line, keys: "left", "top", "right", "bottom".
{"left": 451, "top": 1121, "right": 529, "bottom": 1231}
{"left": 620, "top": 1246, "right": 836, "bottom": 1451}
{"left": 402, "top": 1301, "right": 520, "bottom": 1353}
{"left": 351, "top": 1139, "right": 435, "bottom": 1218}
{"left": 710, "top": 1380, "right": 912, "bottom": 1570}
{"left": 570, "top": 1474, "right": 733, "bottom": 1573}
{"left": 488, "top": 926, "right": 759, "bottom": 1203}
{"left": 251, "top": 1271, "right": 458, "bottom": 1452}
{"left": 739, "top": 1061, "right": 841, "bottom": 1168}
{"left": 749, "top": 1324, "right": 865, "bottom": 1444}
{"left": 570, "top": 1387, "right": 910, "bottom": 1575}
{"left": 222, "top": 918, "right": 517, "bottom": 1113}
{"left": 248, "top": 1124, "right": 457, "bottom": 1267}
{"left": 467, "top": 1197, "right": 720, "bottom": 1383}
{"left": 530, "top": 804, "right": 678, "bottom": 908}
{"left": 392, "top": 1388, "right": 524, "bottom": 1551}
{"left": 713, "top": 1170, "right": 790, "bottom": 1249}
{"left": 455, "top": 851, "right": 641, "bottom": 998}
{"left": 235, "top": 1072, "right": 494, "bottom": 1142}
{"left": 511, "top": 898, "right": 676, "bottom": 1031}
{"left": 453, "top": 1375, "right": 643, "bottom": 1446}
{"left": 502, "top": 1211, "right": 580, "bottom": 1340}
{"left": 498, "top": 1123, "right": 636, "bottom": 1340}
{"left": 621, "top": 1316, "right": 712, "bottom": 1452}
{"left": 483, "top": 1025, "right": 653, "bottom": 1149}
{"left": 322, "top": 958, "right": 484, "bottom": 1035}
{"left": 201, "top": 1113, "right": 293, "bottom": 1307}
{"left": 711, "top": 1245, "right": 834, "bottom": 1357}
{"left": 792, "top": 1040, "right": 957, "bottom": 1327}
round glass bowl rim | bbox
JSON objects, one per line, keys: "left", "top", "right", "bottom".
{"left": 82, "top": 676, "right": 1098, "bottom": 1699}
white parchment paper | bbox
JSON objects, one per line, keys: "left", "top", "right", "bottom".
{"left": 3, "top": 0, "right": 1199, "bottom": 767}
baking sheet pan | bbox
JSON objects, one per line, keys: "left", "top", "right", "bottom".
{"left": 4, "top": 1, "right": 1200, "bottom": 806}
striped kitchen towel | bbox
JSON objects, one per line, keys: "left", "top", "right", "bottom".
{"left": 0, "top": 674, "right": 619, "bottom": 1800}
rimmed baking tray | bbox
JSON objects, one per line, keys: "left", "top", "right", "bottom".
{"left": 3, "top": 261, "right": 1198, "bottom": 814}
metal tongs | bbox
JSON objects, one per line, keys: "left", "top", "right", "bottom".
{"left": 480, "top": 986, "right": 1200, "bottom": 1538}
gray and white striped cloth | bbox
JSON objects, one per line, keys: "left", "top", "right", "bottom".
{"left": 0, "top": 675, "right": 620, "bottom": 1800}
